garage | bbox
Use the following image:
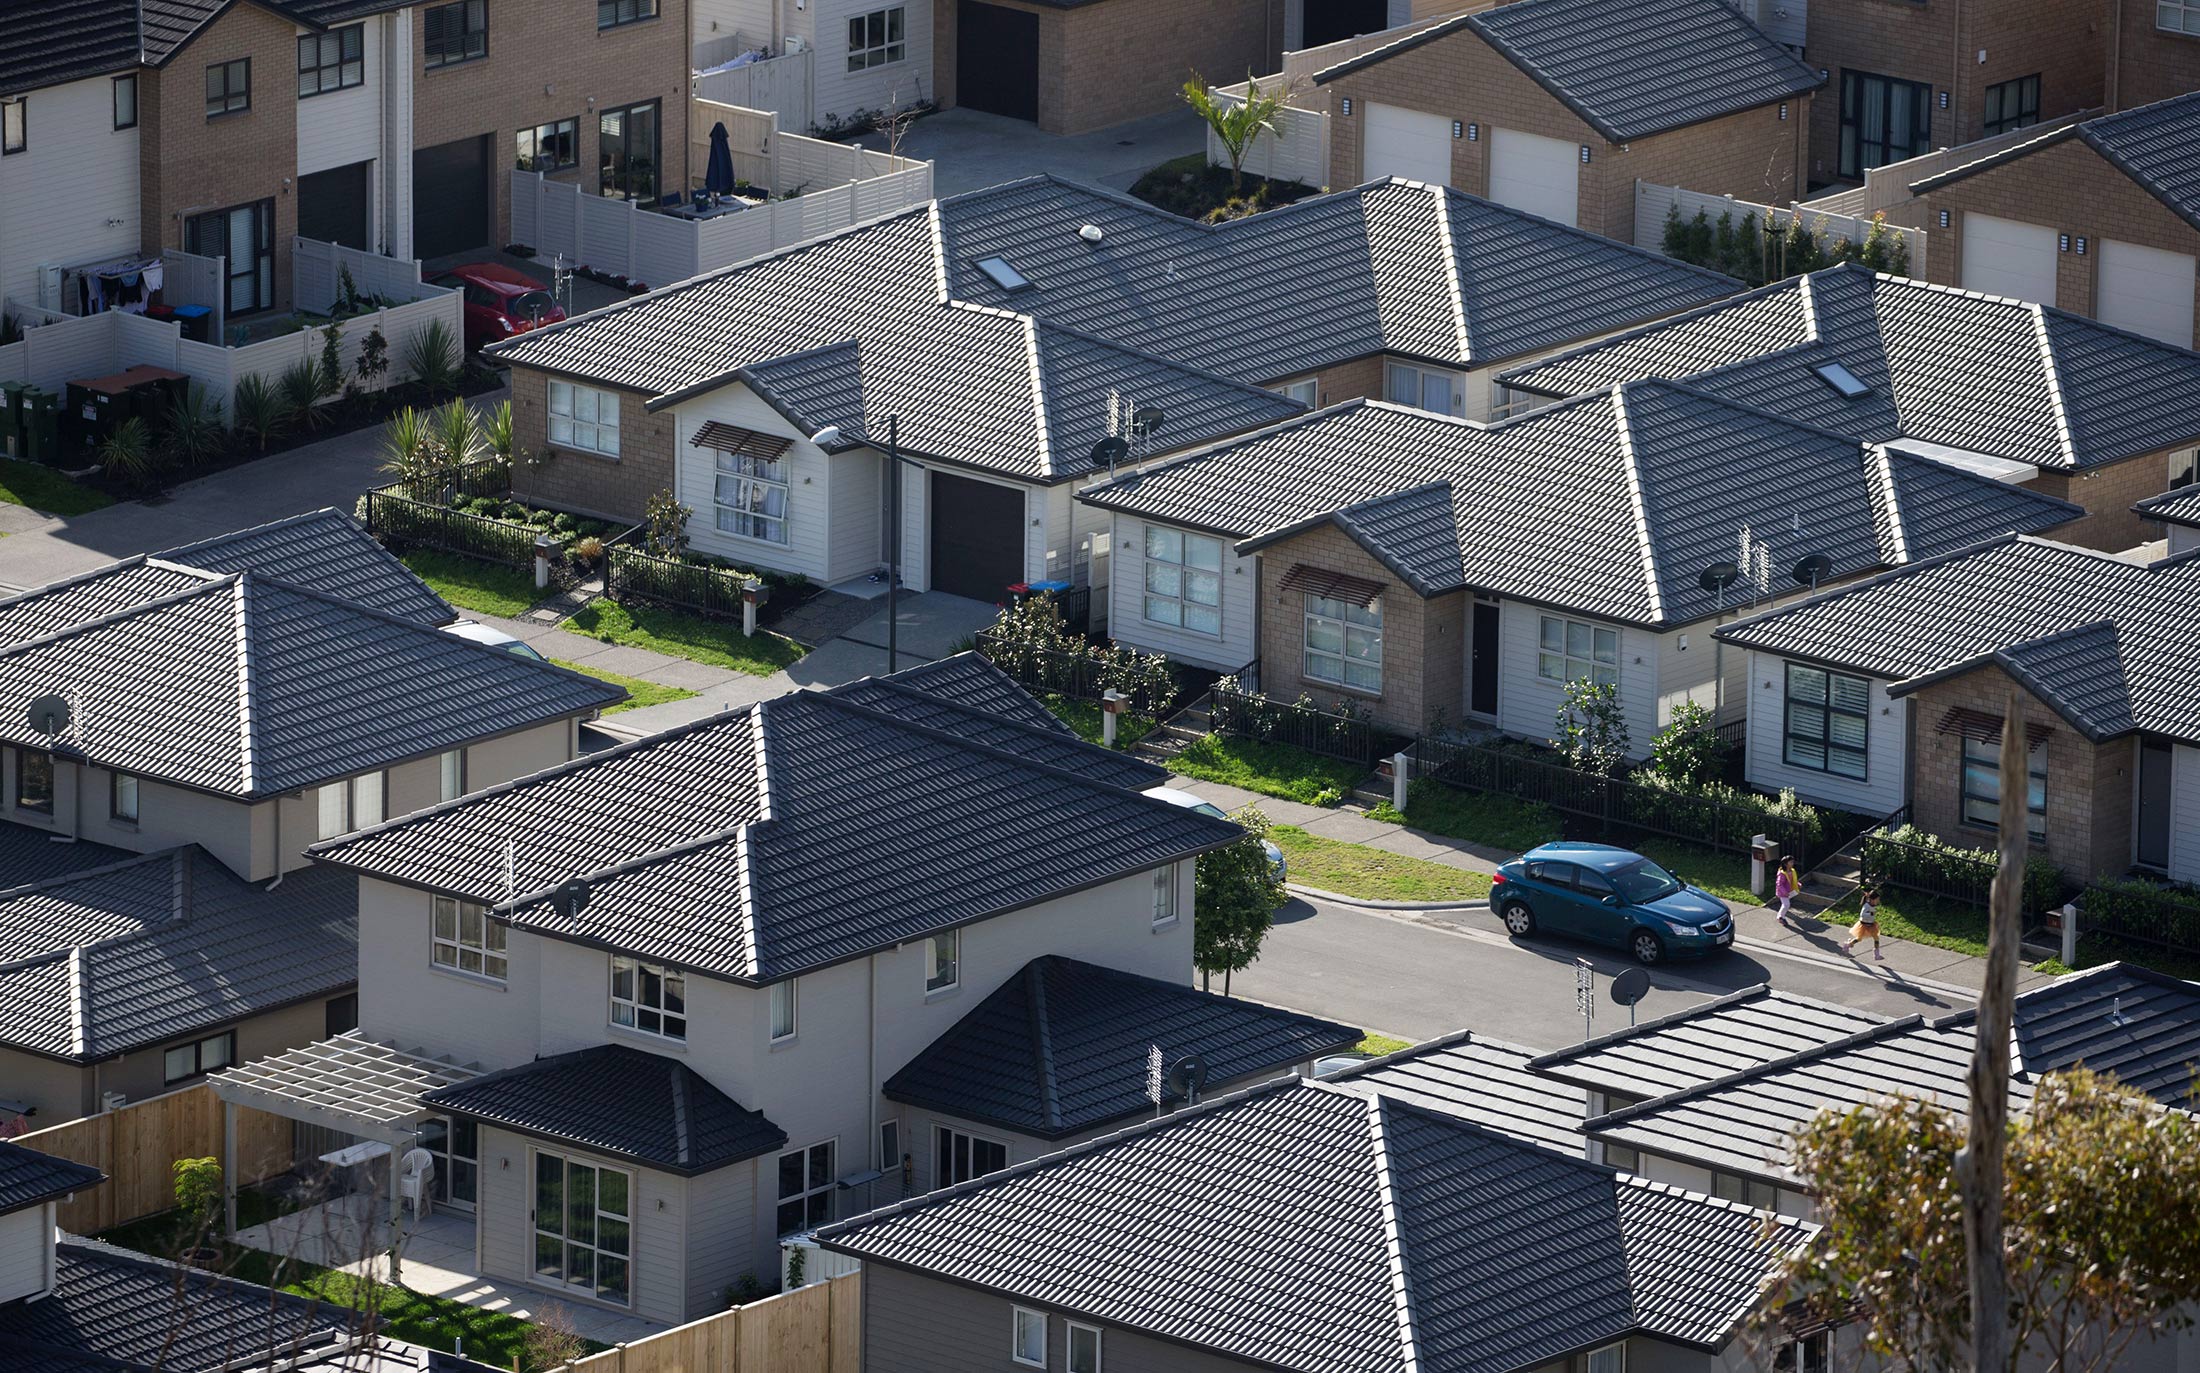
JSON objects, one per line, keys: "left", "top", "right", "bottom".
{"left": 955, "top": 0, "right": 1039, "bottom": 123}
{"left": 1302, "top": 0, "right": 1389, "bottom": 48}
{"left": 2097, "top": 238, "right": 2196, "bottom": 347}
{"left": 413, "top": 135, "right": 491, "bottom": 261}
{"left": 298, "top": 161, "right": 372, "bottom": 251}
{"left": 929, "top": 471, "right": 1025, "bottom": 602}
{"left": 1364, "top": 102, "right": 1452, "bottom": 186}
{"left": 1487, "top": 128, "right": 1579, "bottom": 226}
{"left": 1960, "top": 212, "right": 2058, "bottom": 306}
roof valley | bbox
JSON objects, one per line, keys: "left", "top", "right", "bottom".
{"left": 1025, "top": 961, "right": 1063, "bottom": 1134}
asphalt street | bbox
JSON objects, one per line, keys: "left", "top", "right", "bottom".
{"left": 1236, "top": 895, "right": 1975, "bottom": 1053}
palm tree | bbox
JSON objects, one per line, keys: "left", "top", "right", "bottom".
{"left": 1182, "top": 73, "right": 1287, "bottom": 197}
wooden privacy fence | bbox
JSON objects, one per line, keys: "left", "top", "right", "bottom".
{"left": 13, "top": 1083, "right": 293, "bottom": 1233}
{"left": 1633, "top": 181, "right": 1930, "bottom": 278}
{"left": 558, "top": 1271, "right": 860, "bottom": 1373}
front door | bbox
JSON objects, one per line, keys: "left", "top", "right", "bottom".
{"left": 1469, "top": 598, "right": 1500, "bottom": 718}
{"left": 2137, "top": 741, "right": 2173, "bottom": 870}
{"left": 532, "top": 1151, "right": 632, "bottom": 1306}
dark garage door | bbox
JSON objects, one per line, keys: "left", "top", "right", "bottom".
{"left": 956, "top": 0, "right": 1039, "bottom": 123}
{"left": 930, "top": 472, "right": 1025, "bottom": 602}
{"left": 299, "top": 161, "right": 372, "bottom": 250}
{"left": 1302, "top": 0, "right": 1388, "bottom": 48}
{"left": 413, "top": 135, "right": 491, "bottom": 260}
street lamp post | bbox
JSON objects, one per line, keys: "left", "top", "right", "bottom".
{"left": 885, "top": 413, "right": 901, "bottom": 673}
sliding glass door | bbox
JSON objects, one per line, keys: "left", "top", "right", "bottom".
{"left": 532, "top": 1151, "right": 632, "bottom": 1305}
{"left": 598, "top": 100, "right": 659, "bottom": 202}
{"left": 418, "top": 1115, "right": 477, "bottom": 1212}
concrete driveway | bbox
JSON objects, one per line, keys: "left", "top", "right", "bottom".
{"left": 858, "top": 107, "right": 1205, "bottom": 197}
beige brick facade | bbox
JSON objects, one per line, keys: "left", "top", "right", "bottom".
{"left": 1319, "top": 26, "right": 1808, "bottom": 240}
{"left": 2107, "top": 0, "right": 2200, "bottom": 111}
{"left": 507, "top": 365, "right": 675, "bottom": 521}
{"left": 1254, "top": 523, "right": 1460, "bottom": 736}
{"left": 2028, "top": 445, "right": 2187, "bottom": 550}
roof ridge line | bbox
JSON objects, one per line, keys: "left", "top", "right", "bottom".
{"left": 0, "top": 553, "right": 162, "bottom": 614}
{"left": 927, "top": 201, "right": 950, "bottom": 306}
{"left": 1021, "top": 315, "right": 1052, "bottom": 473}
{"left": 1433, "top": 184, "right": 1471, "bottom": 364}
{"left": 67, "top": 944, "right": 87, "bottom": 1058}
{"left": 752, "top": 698, "right": 774, "bottom": 821}
{"left": 1867, "top": 444, "right": 1910, "bottom": 565}
{"left": 669, "top": 1058, "right": 692, "bottom": 1168}
{"left": 733, "top": 824, "right": 762, "bottom": 982}
{"left": 2028, "top": 303, "right": 2080, "bottom": 466}
{"left": 1610, "top": 386, "right": 1664, "bottom": 621}
{"left": 1527, "top": 984, "right": 1773, "bottom": 1067}
{"left": 497, "top": 818, "right": 754, "bottom": 912}
{"left": 0, "top": 573, "right": 239, "bottom": 663}
{"left": 1016, "top": 312, "right": 1322, "bottom": 409}
{"left": 234, "top": 570, "right": 258, "bottom": 794}
{"left": 0, "top": 845, "right": 180, "bottom": 904}
{"left": 1495, "top": 274, "right": 1810, "bottom": 396}
{"left": 1365, "top": 1095, "right": 1423, "bottom": 1373}
{"left": 1586, "top": 1014, "right": 1930, "bottom": 1130}
{"left": 1027, "top": 961, "right": 1062, "bottom": 1133}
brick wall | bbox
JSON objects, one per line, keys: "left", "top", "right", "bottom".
{"left": 410, "top": 0, "right": 691, "bottom": 249}
{"left": 1284, "top": 353, "right": 1387, "bottom": 406}
{"left": 2108, "top": 0, "right": 2200, "bottom": 110}
{"left": 507, "top": 365, "right": 674, "bottom": 521}
{"left": 1253, "top": 523, "right": 1459, "bottom": 735}
{"left": 2025, "top": 446, "right": 2185, "bottom": 550}
{"left": 140, "top": 3, "right": 300, "bottom": 312}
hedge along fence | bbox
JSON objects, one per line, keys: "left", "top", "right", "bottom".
{"left": 2077, "top": 878, "right": 2200, "bottom": 958}
{"left": 1210, "top": 681, "right": 1381, "bottom": 768}
{"left": 974, "top": 622, "right": 1180, "bottom": 718}
{"left": 607, "top": 544, "right": 766, "bottom": 618}
{"left": 1861, "top": 823, "right": 2063, "bottom": 917}
{"left": 364, "top": 487, "right": 547, "bottom": 566}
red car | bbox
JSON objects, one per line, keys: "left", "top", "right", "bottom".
{"left": 429, "top": 262, "right": 566, "bottom": 352}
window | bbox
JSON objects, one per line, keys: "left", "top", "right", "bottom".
{"left": 1142, "top": 525, "right": 1221, "bottom": 635}
{"left": 1772, "top": 1331, "right": 1831, "bottom": 1373}
{"left": 598, "top": 0, "right": 659, "bottom": 27}
{"left": 610, "top": 955, "right": 687, "bottom": 1039}
{"left": 1304, "top": 593, "right": 1382, "bottom": 692}
{"left": 1068, "top": 1323, "right": 1102, "bottom": 1373}
{"left": 1599, "top": 1091, "right": 1641, "bottom": 1170}
{"left": 713, "top": 448, "right": 790, "bottom": 544}
{"left": 2172, "top": 449, "right": 2197, "bottom": 490}
{"left": 2, "top": 98, "right": 22, "bottom": 154}
{"left": 1584, "top": 1345, "right": 1625, "bottom": 1373}
{"left": 420, "top": 1114, "right": 477, "bottom": 1208}
{"left": 2162, "top": 0, "right": 2200, "bottom": 33}
{"left": 326, "top": 992, "right": 359, "bottom": 1035}
{"left": 935, "top": 1125, "right": 1008, "bottom": 1186}
{"left": 1152, "top": 864, "right": 1179, "bottom": 929}
{"left": 205, "top": 58, "right": 250, "bottom": 117}
{"left": 1272, "top": 377, "right": 1318, "bottom": 406}
{"left": 110, "top": 772, "right": 140, "bottom": 823}
{"left": 548, "top": 380, "right": 620, "bottom": 457}
{"left": 1712, "top": 1170, "right": 1778, "bottom": 1210}
{"left": 112, "top": 76, "right": 136, "bottom": 130}
{"left": 14, "top": 748, "right": 52, "bottom": 814}
{"left": 925, "top": 929, "right": 959, "bottom": 993}
{"left": 1983, "top": 74, "right": 2039, "bottom": 136}
{"left": 598, "top": 99, "right": 659, "bottom": 202}
{"left": 1384, "top": 360, "right": 1466, "bottom": 417}
{"left": 297, "top": 24, "right": 364, "bottom": 97}
{"left": 1012, "top": 1307, "right": 1048, "bottom": 1367}
{"left": 1783, "top": 664, "right": 1869, "bottom": 780}
{"left": 534, "top": 1151, "right": 630, "bottom": 1303}
{"left": 163, "top": 1030, "right": 235, "bottom": 1084}
{"left": 1814, "top": 360, "right": 1870, "bottom": 398}
{"left": 516, "top": 116, "right": 579, "bottom": 172}
{"left": 1537, "top": 615, "right": 1618, "bottom": 688}
{"left": 438, "top": 748, "right": 464, "bottom": 802}
{"left": 186, "top": 200, "right": 274, "bottom": 315}
{"left": 423, "top": 0, "right": 487, "bottom": 68}
{"left": 770, "top": 978, "right": 797, "bottom": 1041}
{"left": 976, "top": 256, "right": 1031, "bottom": 291}
{"left": 432, "top": 895, "right": 508, "bottom": 980}
{"left": 315, "top": 772, "right": 384, "bottom": 840}
{"left": 1962, "top": 734, "right": 2046, "bottom": 842}
{"left": 847, "top": 6, "right": 906, "bottom": 69}
{"left": 777, "top": 1141, "right": 835, "bottom": 1234}
{"left": 1838, "top": 70, "right": 1932, "bottom": 178}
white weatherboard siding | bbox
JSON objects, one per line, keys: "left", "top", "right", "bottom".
{"left": 0, "top": 1205, "right": 51, "bottom": 1303}
{"left": 1493, "top": 601, "right": 1658, "bottom": 758}
{"left": 1739, "top": 652, "right": 1907, "bottom": 816}
{"left": 296, "top": 19, "right": 382, "bottom": 176}
{"left": 2172, "top": 744, "right": 2200, "bottom": 885}
{"left": 828, "top": 449, "right": 883, "bottom": 580}
{"left": 0, "top": 74, "right": 139, "bottom": 310}
{"left": 1364, "top": 102, "right": 1454, "bottom": 187}
{"left": 1106, "top": 514, "right": 1257, "bottom": 672}
{"left": 685, "top": 1157, "right": 764, "bottom": 1315}
{"left": 355, "top": 878, "right": 545, "bottom": 1070}
{"left": 695, "top": 0, "right": 775, "bottom": 48}
{"left": 675, "top": 386, "right": 835, "bottom": 582}
{"left": 474, "top": 1126, "right": 690, "bottom": 1325}
{"left": 1961, "top": 212, "right": 2058, "bottom": 306}
{"left": 2097, "top": 239, "right": 2197, "bottom": 348}
{"left": 811, "top": 0, "right": 935, "bottom": 130}
{"left": 1487, "top": 128, "right": 1579, "bottom": 227}
{"left": 1652, "top": 620, "right": 1748, "bottom": 730}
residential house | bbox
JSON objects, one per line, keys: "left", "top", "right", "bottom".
{"left": 2135, "top": 480, "right": 2200, "bottom": 553}
{"left": 1712, "top": 534, "right": 2200, "bottom": 881}
{"left": 1498, "top": 262, "right": 2200, "bottom": 550}
{"left": 1313, "top": 0, "right": 1822, "bottom": 237}
{"left": 2105, "top": 0, "right": 2200, "bottom": 114}
{"left": 1077, "top": 379, "right": 2079, "bottom": 738}
{"left": 248, "top": 654, "right": 1345, "bottom": 1326}
{"left": 486, "top": 174, "right": 1740, "bottom": 605}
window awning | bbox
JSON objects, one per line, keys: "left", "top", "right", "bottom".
{"left": 1936, "top": 706, "right": 2052, "bottom": 748}
{"left": 1276, "top": 564, "right": 1385, "bottom": 609}
{"left": 209, "top": 1031, "right": 484, "bottom": 1147}
{"left": 690, "top": 421, "right": 793, "bottom": 460}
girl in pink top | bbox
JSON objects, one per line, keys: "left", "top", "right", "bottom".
{"left": 1774, "top": 857, "right": 1801, "bottom": 931}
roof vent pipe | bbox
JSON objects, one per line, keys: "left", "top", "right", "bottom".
{"left": 1077, "top": 224, "right": 1104, "bottom": 244}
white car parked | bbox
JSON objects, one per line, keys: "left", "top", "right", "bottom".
{"left": 1142, "top": 786, "right": 1287, "bottom": 884}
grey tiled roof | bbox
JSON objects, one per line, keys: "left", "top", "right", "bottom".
{"left": 156, "top": 509, "right": 456, "bottom": 625}
{"left": 0, "top": 1140, "right": 102, "bottom": 1214}
{"left": 1317, "top": 0, "right": 1821, "bottom": 142}
{"left": 0, "top": 848, "right": 356, "bottom": 1062}
{"left": 1321, "top": 1029, "right": 1588, "bottom": 1153}
{"left": 2135, "top": 481, "right": 2200, "bottom": 529}
{"left": 423, "top": 1044, "right": 785, "bottom": 1175}
{"left": 1499, "top": 264, "right": 2200, "bottom": 471}
{"left": 823, "top": 1079, "right": 1811, "bottom": 1373}
{"left": 0, "top": 822, "right": 135, "bottom": 889}
{"left": 1911, "top": 91, "right": 2200, "bottom": 234}
{"left": 1082, "top": 380, "right": 2079, "bottom": 627}
{"left": 884, "top": 956, "right": 1360, "bottom": 1138}
{"left": 1528, "top": 984, "right": 1891, "bottom": 1101}
{"left": 310, "top": 656, "right": 1235, "bottom": 983}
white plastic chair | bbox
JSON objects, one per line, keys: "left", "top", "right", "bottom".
{"left": 398, "top": 1147, "right": 436, "bottom": 1221}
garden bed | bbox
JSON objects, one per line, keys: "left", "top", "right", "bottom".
{"left": 1043, "top": 693, "right": 1155, "bottom": 749}
{"left": 1129, "top": 153, "right": 1319, "bottom": 223}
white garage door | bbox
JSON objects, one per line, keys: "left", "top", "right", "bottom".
{"left": 2098, "top": 238, "right": 2197, "bottom": 347}
{"left": 1487, "top": 128, "right": 1579, "bottom": 226}
{"left": 1364, "top": 103, "right": 1453, "bottom": 187}
{"left": 1961, "top": 213, "right": 2058, "bottom": 306}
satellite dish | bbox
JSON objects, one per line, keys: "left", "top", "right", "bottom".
{"left": 1130, "top": 406, "right": 1166, "bottom": 437}
{"left": 1697, "top": 562, "right": 1740, "bottom": 595}
{"left": 1088, "top": 435, "right": 1130, "bottom": 470}
{"left": 1791, "top": 553, "right": 1834, "bottom": 589}
{"left": 1166, "top": 1053, "right": 1209, "bottom": 1103}
{"left": 558, "top": 878, "right": 591, "bottom": 918}
{"left": 1610, "top": 967, "right": 1651, "bottom": 1008}
{"left": 26, "top": 694, "right": 70, "bottom": 737}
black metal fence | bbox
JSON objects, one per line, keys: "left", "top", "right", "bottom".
{"left": 974, "top": 630, "right": 1179, "bottom": 717}
{"left": 379, "top": 458, "right": 511, "bottom": 505}
{"left": 364, "top": 488, "right": 545, "bottom": 566}
{"left": 1859, "top": 812, "right": 2064, "bottom": 917}
{"left": 606, "top": 545, "right": 757, "bottom": 619}
{"left": 2078, "top": 879, "right": 2200, "bottom": 957}
{"left": 1210, "top": 685, "right": 1380, "bottom": 767}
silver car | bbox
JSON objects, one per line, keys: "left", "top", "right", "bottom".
{"left": 1141, "top": 786, "right": 1287, "bottom": 884}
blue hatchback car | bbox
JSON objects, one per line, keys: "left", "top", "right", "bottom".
{"left": 1491, "top": 842, "right": 1734, "bottom": 965}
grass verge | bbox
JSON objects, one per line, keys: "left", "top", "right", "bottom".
{"left": 1625, "top": 838, "right": 1756, "bottom": 906}
{"left": 548, "top": 659, "right": 699, "bottom": 714}
{"left": 1356, "top": 1033, "right": 1412, "bottom": 1056}
{"left": 1272, "top": 825, "right": 1493, "bottom": 903}
{"left": 1170, "top": 735, "right": 1366, "bottom": 806}
{"left": 0, "top": 458, "right": 111, "bottom": 516}
{"left": 1368, "top": 780, "right": 1561, "bottom": 855}
{"left": 398, "top": 549, "right": 538, "bottom": 619}
{"left": 564, "top": 601, "right": 804, "bottom": 676}
{"left": 1826, "top": 887, "right": 2200, "bottom": 980}
{"left": 1042, "top": 693, "right": 1154, "bottom": 749}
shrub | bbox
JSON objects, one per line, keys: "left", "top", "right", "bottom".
{"left": 232, "top": 375, "right": 286, "bottom": 453}
{"left": 571, "top": 535, "right": 606, "bottom": 565}
{"left": 1553, "top": 678, "right": 1629, "bottom": 777}
{"left": 483, "top": 398, "right": 516, "bottom": 464}
{"left": 644, "top": 488, "right": 693, "bottom": 557}
{"left": 158, "top": 384, "right": 226, "bottom": 472}
{"left": 278, "top": 359, "right": 328, "bottom": 430}
{"left": 173, "top": 1156, "right": 222, "bottom": 1231}
{"left": 977, "top": 596, "right": 1178, "bottom": 717}
{"left": 98, "top": 417, "right": 161, "bottom": 495}
{"left": 355, "top": 324, "right": 390, "bottom": 391}
{"left": 403, "top": 318, "right": 463, "bottom": 396}
{"left": 318, "top": 320, "right": 345, "bottom": 400}
{"left": 2077, "top": 876, "right": 2200, "bottom": 953}
{"left": 1863, "top": 823, "right": 2060, "bottom": 914}
{"left": 1646, "top": 699, "right": 1725, "bottom": 790}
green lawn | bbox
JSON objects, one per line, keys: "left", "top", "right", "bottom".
{"left": 564, "top": 601, "right": 804, "bottom": 676}
{"left": 1357, "top": 1033, "right": 1412, "bottom": 1056}
{"left": 1042, "top": 693, "right": 1154, "bottom": 749}
{"left": 0, "top": 458, "right": 110, "bottom": 516}
{"left": 399, "top": 549, "right": 538, "bottom": 618}
{"left": 1272, "top": 825, "right": 1493, "bottom": 903}
{"left": 548, "top": 658, "right": 698, "bottom": 714}
{"left": 1826, "top": 886, "right": 2200, "bottom": 980}
{"left": 1626, "top": 838, "right": 1757, "bottom": 905}
{"left": 1169, "top": 735, "right": 1368, "bottom": 806}
{"left": 1368, "top": 780, "right": 1561, "bottom": 855}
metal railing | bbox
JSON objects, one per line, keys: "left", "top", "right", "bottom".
{"left": 2076, "top": 879, "right": 2200, "bottom": 958}
{"left": 364, "top": 488, "right": 544, "bottom": 567}
{"left": 606, "top": 545, "right": 759, "bottom": 619}
{"left": 1209, "top": 685, "right": 1379, "bottom": 767}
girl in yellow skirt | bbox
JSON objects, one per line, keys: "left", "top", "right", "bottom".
{"left": 1845, "top": 885, "right": 1883, "bottom": 961}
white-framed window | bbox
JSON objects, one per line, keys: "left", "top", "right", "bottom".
{"left": 1711, "top": 1169, "right": 1777, "bottom": 1211}
{"left": 610, "top": 955, "right": 686, "bottom": 1039}
{"left": 713, "top": 448, "right": 790, "bottom": 544}
{"left": 770, "top": 978, "right": 797, "bottom": 1041}
{"left": 1584, "top": 1344, "right": 1626, "bottom": 1373}
{"left": 432, "top": 895, "right": 507, "bottom": 980}
{"left": 1, "top": 98, "right": 21, "bottom": 155}
{"left": 1271, "top": 377, "right": 1318, "bottom": 406}
{"left": 1783, "top": 664, "right": 1869, "bottom": 780}
{"left": 1012, "top": 1306, "right": 1048, "bottom": 1367}
{"left": 1772, "top": 1329, "right": 1832, "bottom": 1372}
{"left": 2162, "top": 0, "right": 2200, "bottom": 33}
{"left": 1304, "top": 594, "right": 1381, "bottom": 692}
{"left": 548, "top": 380, "right": 620, "bottom": 457}
{"left": 1068, "top": 1322, "right": 1102, "bottom": 1373}
{"left": 1384, "top": 360, "right": 1466, "bottom": 417}
{"left": 315, "top": 772, "right": 385, "bottom": 840}
{"left": 846, "top": 5, "right": 905, "bottom": 69}
{"left": 2171, "top": 448, "right": 2196, "bottom": 489}
{"left": 935, "top": 1125, "right": 1009, "bottom": 1186}
{"left": 1537, "top": 615, "right": 1618, "bottom": 688}
{"left": 1142, "top": 525, "right": 1222, "bottom": 636}
{"left": 777, "top": 1140, "right": 835, "bottom": 1234}
{"left": 110, "top": 772, "right": 140, "bottom": 823}
{"left": 1152, "top": 863, "right": 1179, "bottom": 928}
{"left": 924, "top": 929, "right": 959, "bottom": 994}
{"left": 880, "top": 1118, "right": 901, "bottom": 1175}
{"left": 532, "top": 1149, "right": 631, "bottom": 1304}
{"left": 163, "top": 1029, "right": 234, "bottom": 1084}
{"left": 438, "top": 748, "right": 464, "bottom": 802}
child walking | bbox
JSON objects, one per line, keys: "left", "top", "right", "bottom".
{"left": 1774, "top": 857, "right": 1801, "bottom": 931}
{"left": 1845, "top": 885, "right": 1884, "bottom": 961}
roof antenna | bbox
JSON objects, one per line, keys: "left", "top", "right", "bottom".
{"left": 1147, "top": 1045, "right": 1164, "bottom": 1119}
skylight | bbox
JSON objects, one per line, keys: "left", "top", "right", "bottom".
{"left": 976, "top": 256, "right": 1032, "bottom": 292}
{"left": 1813, "top": 361, "right": 1870, "bottom": 398}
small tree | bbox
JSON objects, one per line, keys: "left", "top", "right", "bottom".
{"left": 1182, "top": 73, "right": 1286, "bottom": 196}
{"left": 354, "top": 324, "right": 391, "bottom": 393}
{"left": 644, "top": 488, "right": 693, "bottom": 558}
{"left": 1646, "top": 699, "right": 1723, "bottom": 790}
{"left": 1553, "top": 678, "right": 1629, "bottom": 776}
{"left": 522, "top": 1303, "right": 589, "bottom": 1371}
{"left": 1194, "top": 805, "right": 1284, "bottom": 995}
{"left": 173, "top": 1156, "right": 222, "bottom": 1232}
{"left": 318, "top": 320, "right": 345, "bottom": 402}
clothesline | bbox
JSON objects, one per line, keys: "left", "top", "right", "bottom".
{"left": 65, "top": 255, "right": 166, "bottom": 318}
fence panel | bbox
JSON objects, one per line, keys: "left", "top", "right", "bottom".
{"left": 562, "top": 1271, "right": 858, "bottom": 1373}
{"left": 159, "top": 249, "right": 225, "bottom": 337}
{"left": 1211, "top": 685, "right": 1376, "bottom": 766}
{"left": 2077, "top": 881, "right": 2200, "bottom": 957}
{"left": 1633, "top": 181, "right": 1929, "bottom": 278}
{"left": 13, "top": 1084, "right": 293, "bottom": 1234}
{"left": 607, "top": 545, "right": 755, "bottom": 617}
{"left": 694, "top": 48, "right": 814, "bottom": 134}
{"left": 368, "top": 490, "right": 545, "bottom": 566}
{"left": 634, "top": 212, "right": 704, "bottom": 290}
{"left": 293, "top": 238, "right": 433, "bottom": 313}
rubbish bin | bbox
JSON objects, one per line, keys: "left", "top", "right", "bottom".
{"left": 0, "top": 381, "right": 23, "bottom": 459}
{"left": 173, "top": 304, "right": 212, "bottom": 345}
{"left": 22, "top": 389, "right": 59, "bottom": 465}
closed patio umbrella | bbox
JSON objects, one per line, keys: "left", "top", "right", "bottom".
{"left": 706, "top": 122, "right": 737, "bottom": 197}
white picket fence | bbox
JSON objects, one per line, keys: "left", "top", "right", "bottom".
{"left": 1634, "top": 181, "right": 1930, "bottom": 278}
